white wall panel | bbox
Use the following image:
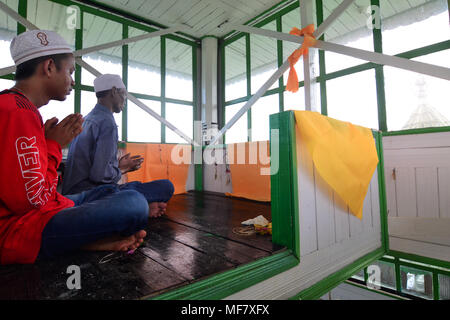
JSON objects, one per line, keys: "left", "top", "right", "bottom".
{"left": 383, "top": 132, "right": 450, "bottom": 261}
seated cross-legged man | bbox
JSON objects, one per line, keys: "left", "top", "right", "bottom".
{"left": 0, "top": 30, "right": 150, "bottom": 265}
{"left": 61, "top": 74, "right": 174, "bottom": 218}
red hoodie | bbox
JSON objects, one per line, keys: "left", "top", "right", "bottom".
{"left": 0, "top": 90, "right": 74, "bottom": 264}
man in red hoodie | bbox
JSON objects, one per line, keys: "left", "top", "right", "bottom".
{"left": 0, "top": 30, "right": 148, "bottom": 265}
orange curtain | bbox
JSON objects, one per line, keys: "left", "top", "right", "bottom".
{"left": 226, "top": 141, "right": 271, "bottom": 202}
{"left": 125, "top": 143, "right": 191, "bottom": 195}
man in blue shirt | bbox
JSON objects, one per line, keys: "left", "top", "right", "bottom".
{"left": 62, "top": 74, "right": 174, "bottom": 218}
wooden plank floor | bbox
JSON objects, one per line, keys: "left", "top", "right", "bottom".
{"left": 0, "top": 191, "right": 285, "bottom": 299}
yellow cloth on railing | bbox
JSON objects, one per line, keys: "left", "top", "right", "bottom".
{"left": 294, "top": 111, "right": 379, "bottom": 219}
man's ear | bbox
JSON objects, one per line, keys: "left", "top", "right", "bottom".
{"left": 111, "top": 86, "right": 118, "bottom": 97}
{"left": 41, "top": 58, "right": 56, "bottom": 77}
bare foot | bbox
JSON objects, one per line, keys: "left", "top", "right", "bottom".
{"left": 82, "top": 230, "right": 147, "bottom": 252}
{"left": 149, "top": 202, "right": 167, "bottom": 218}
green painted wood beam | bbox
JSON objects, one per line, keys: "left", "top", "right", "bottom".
{"left": 17, "top": 0, "right": 26, "bottom": 34}
{"left": 122, "top": 24, "right": 128, "bottom": 141}
{"left": 74, "top": 7, "right": 83, "bottom": 114}
{"left": 150, "top": 250, "right": 298, "bottom": 300}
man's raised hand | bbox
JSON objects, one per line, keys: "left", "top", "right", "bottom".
{"left": 119, "top": 153, "right": 144, "bottom": 174}
{"left": 44, "top": 114, "right": 84, "bottom": 148}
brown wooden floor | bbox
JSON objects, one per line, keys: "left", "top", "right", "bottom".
{"left": 0, "top": 191, "right": 285, "bottom": 299}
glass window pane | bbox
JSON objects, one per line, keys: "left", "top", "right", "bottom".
{"left": 370, "top": 261, "right": 396, "bottom": 290}
{"left": 284, "top": 87, "right": 305, "bottom": 111}
{"left": 381, "top": 0, "right": 449, "bottom": 56}
{"left": 225, "top": 37, "right": 247, "bottom": 101}
{"left": 225, "top": 102, "right": 248, "bottom": 144}
{"left": 0, "top": 78, "right": 14, "bottom": 90}
{"left": 165, "top": 103, "right": 192, "bottom": 144}
{"left": 323, "top": 0, "right": 373, "bottom": 73}
{"left": 385, "top": 63, "right": 450, "bottom": 131}
{"left": 81, "top": 90, "right": 122, "bottom": 141}
{"left": 82, "top": 12, "right": 122, "bottom": 86}
{"left": 327, "top": 69, "right": 378, "bottom": 129}
{"left": 38, "top": 93, "right": 74, "bottom": 124}
{"left": 128, "top": 27, "right": 161, "bottom": 96}
{"left": 251, "top": 94, "right": 279, "bottom": 142}
{"left": 351, "top": 268, "right": 365, "bottom": 281}
{"left": 400, "top": 266, "right": 433, "bottom": 299}
{"left": 127, "top": 100, "right": 161, "bottom": 143}
{"left": 166, "top": 39, "right": 192, "bottom": 101}
{"left": 251, "top": 21, "right": 278, "bottom": 94}
{"left": 439, "top": 274, "right": 450, "bottom": 300}
{"left": 27, "top": 0, "right": 76, "bottom": 48}
{"left": 0, "top": 0, "right": 18, "bottom": 69}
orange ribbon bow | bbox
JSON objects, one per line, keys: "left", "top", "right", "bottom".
{"left": 286, "top": 24, "right": 317, "bottom": 93}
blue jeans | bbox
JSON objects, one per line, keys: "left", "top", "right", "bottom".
{"left": 39, "top": 180, "right": 174, "bottom": 259}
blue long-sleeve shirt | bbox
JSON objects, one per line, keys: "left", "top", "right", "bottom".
{"left": 62, "top": 103, "right": 121, "bottom": 195}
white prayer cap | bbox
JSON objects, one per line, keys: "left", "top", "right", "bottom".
{"left": 94, "top": 74, "right": 126, "bottom": 93}
{"left": 10, "top": 30, "right": 72, "bottom": 66}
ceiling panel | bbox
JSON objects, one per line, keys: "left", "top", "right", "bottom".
{"left": 84, "top": 0, "right": 287, "bottom": 38}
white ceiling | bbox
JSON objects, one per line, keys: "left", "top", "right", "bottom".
{"left": 82, "top": 0, "right": 293, "bottom": 38}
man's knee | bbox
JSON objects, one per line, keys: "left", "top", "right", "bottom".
{"left": 162, "top": 179, "right": 175, "bottom": 198}
{"left": 118, "top": 190, "right": 149, "bottom": 226}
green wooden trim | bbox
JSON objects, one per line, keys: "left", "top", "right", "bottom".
{"left": 17, "top": 0, "right": 27, "bottom": 34}
{"left": 192, "top": 44, "right": 203, "bottom": 192}
{"left": 219, "top": 38, "right": 226, "bottom": 132}
{"left": 161, "top": 36, "right": 166, "bottom": 143}
{"left": 122, "top": 24, "right": 128, "bottom": 141}
{"left": 165, "top": 97, "right": 193, "bottom": 106}
{"left": 277, "top": 16, "right": 284, "bottom": 113}
{"left": 396, "top": 39, "right": 450, "bottom": 59}
{"left": 388, "top": 250, "right": 450, "bottom": 270}
{"left": 150, "top": 250, "right": 299, "bottom": 300}
{"left": 270, "top": 111, "right": 300, "bottom": 257}
{"left": 291, "top": 248, "right": 386, "bottom": 300}
{"left": 374, "top": 67, "right": 387, "bottom": 131}
{"left": 395, "top": 257, "right": 402, "bottom": 294}
{"left": 74, "top": 8, "right": 83, "bottom": 114}
{"left": 383, "top": 126, "right": 450, "bottom": 136}
{"left": 371, "top": 0, "right": 387, "bottom": 132}
{"left": 363, "top": 266, "right": 369, "bottom": 283}
{"left": 433, "top": 272, "right": 440, "bottom": 300}
{"left": 75, "top": 84, "right": 95, "bottom": 91}
{"left": 375, "top": 131, "right": 389, "bottom": 252}
{"left": 127, "top": 92, "right": 162, "bottom": 102}
{"left": 0, "top": 74, "right": 14, "bottom": 81}
{"left": 224, "top": 87, "right": 282, "bottom": 106}
{"left": 246, "top": 33, "right": 252, "bottom": 142}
